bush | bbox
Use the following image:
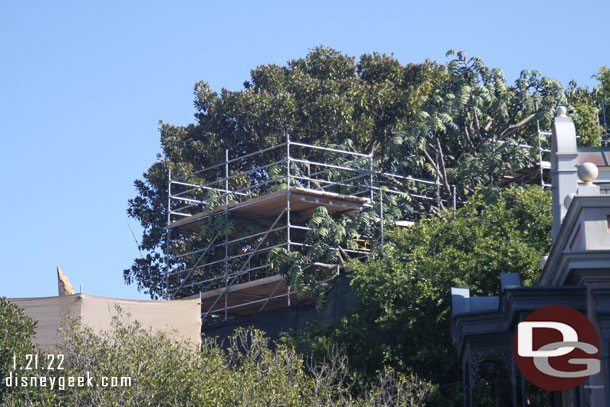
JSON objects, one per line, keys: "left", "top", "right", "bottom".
{"left": 0, "top": 297, "right": 37, "bottom": 404}
{"left": 4, "top": 309, "right": 431, "bottom": 406}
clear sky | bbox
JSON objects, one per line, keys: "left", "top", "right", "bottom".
{"left": 1, "top": 1, "right": 608, "bottom": 299}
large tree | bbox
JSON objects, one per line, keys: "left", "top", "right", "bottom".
{"left": 125, "top": 47, "right": 598, "bottom": 299}
{"left": 387, "top": 51, "right": 566, "bottom": 201}
{"left": 125, "top": 47, "right": 441, "bottom": 298}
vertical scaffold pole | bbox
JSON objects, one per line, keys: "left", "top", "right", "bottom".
{"left": 452, "top": 185, "right": 457, "bottom": 220}
{"left": 286, "top": 134, "right": 291, "bottom": 251}
{"left": 435, "top": 175, "right": 441, "bottom": 209}
{"left": 286, "top": 133, "right": 291, "bottom": 307}
{"left": 165, "top": 168, "right": 172, "bottom": 300}
{"left": 368, "top": 154, "right": 374, "bottom": 202}
{"left": 224, "top": 149, "right": 229, "bottom": 321}
{"left": 379, "top": 188, "right": 384, "bottom": 258}
{"left": 307, "top": 162, "right": 311, "bottom": 189}
{"left": 535, "top": 102, "right": 544, "bottom": 187}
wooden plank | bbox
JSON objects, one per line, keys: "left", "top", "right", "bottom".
{"left": 169, "top": 187, "right": 371, "bottom": 232}
{"left": 197, "top": 272, "right": 325, "bottom": 316}
{"left": 200, "top": 274, "right": 285, "bottom": 300}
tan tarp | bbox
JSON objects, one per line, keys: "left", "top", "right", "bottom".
{"left": 8, "top": 294, "right": 201, "bottom": 350}
{"left": 8, "top": 295, "right": 80, "bottom": 349}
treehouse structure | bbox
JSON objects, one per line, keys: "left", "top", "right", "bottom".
{"left": 166, "top": 137, "right": 445, "bottom": 325}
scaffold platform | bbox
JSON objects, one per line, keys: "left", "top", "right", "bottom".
{"left": 169, "top": 187, "right": 372, "bottom": 233}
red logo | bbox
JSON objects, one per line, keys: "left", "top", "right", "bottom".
{"left": 513, "top": 305, "right": 600, "bottom": 391}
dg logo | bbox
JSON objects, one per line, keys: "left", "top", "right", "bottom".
{"left": 514, "top": 305, "right": 600, "bottom": 391}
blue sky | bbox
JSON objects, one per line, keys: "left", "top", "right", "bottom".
{"left": 1, "top": 1, "right": 608, "bottom": 299}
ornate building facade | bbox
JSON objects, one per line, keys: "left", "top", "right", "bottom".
{"left": 451, "top": 107, "right": 610, "bottom": 407}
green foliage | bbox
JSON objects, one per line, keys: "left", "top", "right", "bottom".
{"left": 387, "top": 51, "right": 567, "bottom": 201}
{"left": 127, "top": 47, "right": 440, "bottom": 297}
{"left": 268, "top": 198, "right": 403, "bottom": 309}
{"left": 268, "top": 207, "right": 355, "bottom": 308}
{"left": 283, "top": 186, "right": 552, "bottom": 406}
{"left": 566, "top": 80, "right": 604, "bottom": 147}
{"left": 0, "top": 298, "right": 37, "bottom": 404}
{"left": 595, "top": 66, "right": 610, "bottom": 129}
{"left": 124, "top": 160, "right": 170, "bottom": 298}
{"left": 125, "top": 47, "right": 604, "bottom": 304}
{"left": 5, "top": 310, "right": 432, "bottom": 407}
{"left": 562, "top": 66, "right": 610, "bottom": 147}
{"left": 122, "top": 49, "right": 610, "bottom": 406}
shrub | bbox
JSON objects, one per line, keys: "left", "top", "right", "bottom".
{"left": 0, "top": 297, "right": 37, "bottom": 405}
{"left": 4, "top": 309, "right": 431, "bottom": 406}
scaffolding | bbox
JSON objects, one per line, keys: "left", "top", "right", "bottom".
{"left": 165, "top": 117, "right": 570, "bottom": 325}
{"left": 498, "top": 98, "right": 610, "bottom": 189}
{"left": 165, "top": 136, "right": 445, "bottom": 324}
{"left": 498, "top": 97, "right": 610, "bottom": 188}
{"left": 163, "top": 99, "right": 610, "bottom": 326}
{"left": 496, "top": 108, "right": 552, "bottom": 188}
{"left": 495, "top": 130, "right": 552, "bottom": 188}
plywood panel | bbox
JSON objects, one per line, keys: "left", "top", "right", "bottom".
{"left": 170, "top": 187, "right": 371, "bottom": 232}
{"left": 198, "top": 274, "right": 314, "bottom": 317}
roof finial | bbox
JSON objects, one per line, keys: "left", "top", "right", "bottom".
{"left": 578, "top": 162, "right": 599, "bottom": 186}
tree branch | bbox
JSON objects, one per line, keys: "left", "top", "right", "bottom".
{"left": 436, "top": 138, "right": 452, "bottom": 196}
{"left": 498, "top": 113, "right": 536, "bottom": 139}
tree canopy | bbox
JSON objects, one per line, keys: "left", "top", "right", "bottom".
{"left": 126, "top": 47, "right": 605, "bottom": 298}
